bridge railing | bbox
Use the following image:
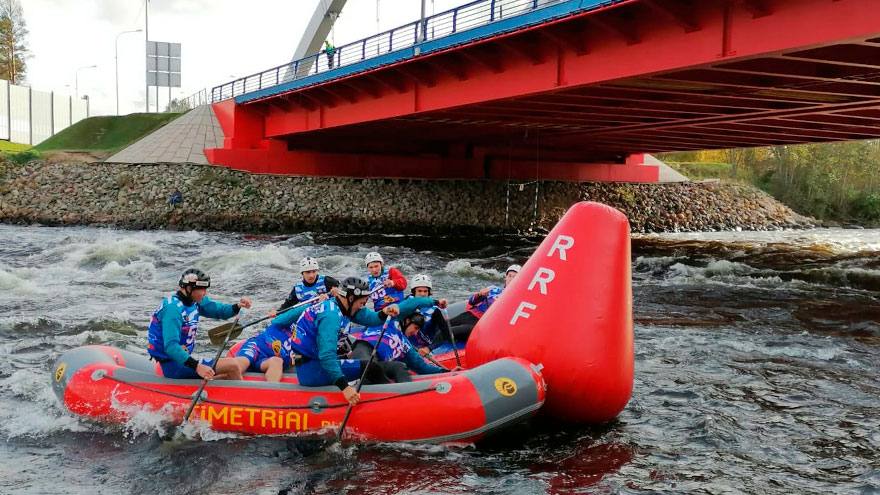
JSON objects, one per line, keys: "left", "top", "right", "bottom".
{"left": 211, "top": 0, "right": 566, "bottom": 103}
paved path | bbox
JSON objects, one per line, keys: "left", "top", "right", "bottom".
{"left": 106, "top": 105, "right": 223, "bottom": 164}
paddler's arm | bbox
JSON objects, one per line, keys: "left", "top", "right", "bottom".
{"left": 315, "top": 310, "right": 350, "bottom": 390}
{"left": 269, "top": 303, "right": 309, "bottom": 328}
{"left": 197, "top": 295, "right": 245, "bottom": 319}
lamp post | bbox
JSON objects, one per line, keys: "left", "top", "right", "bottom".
{"left": 75, "top": 65, "right": 97, "bottom": 99}
{"left": 116, "top": 29, "right": 143, "bottom": 115}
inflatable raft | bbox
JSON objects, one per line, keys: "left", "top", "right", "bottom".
{"left": 52, "top": 345, "right": 544, "bottom": 443}
{"left": 52, "top": 201, "right": 634, "bottom": 438}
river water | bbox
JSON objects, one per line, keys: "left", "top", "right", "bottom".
{"left": 1, "top": 224, "right": 877, "bottom": 494}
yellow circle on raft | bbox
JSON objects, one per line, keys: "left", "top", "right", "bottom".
{"left": 54, "top": 363, "right": 66, "bottom": 383}
{"left": 494, "top": 377, "right": 517, "bottom": 397}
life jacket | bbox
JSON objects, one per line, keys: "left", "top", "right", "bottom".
{"left": 291, "top": 299, "right": 351, "bottom": 360}
{"left": 403, "top": 296, "right": 441, "bottom": 348}
{"left": 466, "top": 286, "right": 504, "bottom": 318}
{"left": 147, "top": 293, "right": 200, "bottom": 361}
{"left": 293, "top": 275, "right": 327, "bottom": 302}
{"left": 367, "top": 267, "right": 404, "bottom": 311}
{"left": 361, "top": 321, "right": 411, "bottom": 362}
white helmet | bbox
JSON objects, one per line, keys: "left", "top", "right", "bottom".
{"left": 411, "top": 274, "right": 432, "bottom": 290}
{"left": 505, "top": 264, "right": 522, "bottom": 275}
{"left": 299, "top": 256, "right": 319, "bottom": 273}
{"left": 364, "top": 252, "right": 384, "bottom": 266}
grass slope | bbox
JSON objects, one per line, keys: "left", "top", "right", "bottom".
{"left": 34, "top": 113, "right": 181, "bottom": 154}
{"left": 0, "top": 141, "right": 31, "bottom": 152}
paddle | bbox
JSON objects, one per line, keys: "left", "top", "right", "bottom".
{"left": 442, "top": 313, "right": 463, "bottom": 368}
{"left": 180, "top": 310, "right": 244, "bottom": 426}
{"left": 335, "top": 315, "right": 393, "bottom": 442}
{"left": 206, "top": 294, "right": 322, "bottom": 345}
{"left": 422, "top": 351, "right": 450, "bottom": 371}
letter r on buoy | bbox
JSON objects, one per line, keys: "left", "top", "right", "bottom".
{"left": 510, "top": 301, "right": 537, "bottom": 326}
{"left": 528, "top": 268, "right": 555, "bottom": 295}
{"left": 548, "top": 235, "right": 574, "bottom": 261}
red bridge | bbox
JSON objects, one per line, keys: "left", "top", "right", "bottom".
{"left": 206, "top": 0, "right": 880, "bottom": 182}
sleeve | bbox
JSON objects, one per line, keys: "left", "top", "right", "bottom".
{"left": 352, "top": 307, "right": 387, "bottom": 327}
{"left": 315, "top": 309, "right": 346, "bottom": 385}
{"left": 197, "top": 296, "right": 239, "bottom": 320}
{"left": 403, "top": 347, "right": 446, "bottom": 375}
{"left": 468, "top": 291, "right": 485, "bottom": 306}
{"left": 388, "top": 267, "right": 407, "bottom": 291}
{"left": 278, "top": 287, "right": 300, "bottom": 311}
{"left": 396, "top": 296, "right": 433, "bottom": 319}
{"left": 270, "top": 304, "right": 309, "bottom": 328}
{"left": 160, "top": 307, "right": 191, "bottom": 365}
{"left": 324, "top": 276, "right": 339, "bottom": 290}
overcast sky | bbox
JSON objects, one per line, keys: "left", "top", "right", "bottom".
{"left": 23, "top": 0, "right": 463, "bottom": 116}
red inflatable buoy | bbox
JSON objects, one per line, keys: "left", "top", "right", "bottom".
{"left": 465, "top": 202, "right": 633, "bottom": 423}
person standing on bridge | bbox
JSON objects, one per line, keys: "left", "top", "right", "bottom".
{"left": 324, "top": 40, "right": 336, "bottom": 69}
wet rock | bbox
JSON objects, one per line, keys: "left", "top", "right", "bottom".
{"left": 0, "top": 161, "right": 814, "bottom": 235}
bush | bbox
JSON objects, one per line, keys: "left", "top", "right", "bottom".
{"left": 851, "top": 192, "right": 880, "bottom": 222}
{"left": 5, "top": 149, "right": 40, "bottom": 165}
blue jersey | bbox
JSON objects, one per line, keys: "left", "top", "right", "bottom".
{"left": 367, "top": 268, "right": 405, "bottom": 311}
{"left": 291, "top": 298, "right": 388, "bottom": 386}
{"left": 293, "top": 275, "right": 328, "bottom": 302}
{"left": 147, "top": 293, "right": 236, "bottom": 363}
{"left": 403, "top": 295, "right": 442, "bottom": 348}
{"left": 362, "top": 321, "right": 411, "bottom": 362}
{"left": 362, "top": 320, "right": 446, "bottom": 375}
{"left": 466, "top": 286, "right": 504, "bottom": 318}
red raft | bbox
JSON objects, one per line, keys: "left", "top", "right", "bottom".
{"left": 52, "top": 345, "right": 545, "bottom": 443}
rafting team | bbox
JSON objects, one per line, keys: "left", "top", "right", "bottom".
{"left": 146, "top": 253, "right": 521, "bottom": 406}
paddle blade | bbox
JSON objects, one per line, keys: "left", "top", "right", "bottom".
{"left": 207, "top": 321, "right": 244, "bottom": 345}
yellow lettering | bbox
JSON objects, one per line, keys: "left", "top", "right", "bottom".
{"left": 303, "top": 413, "right": 309, "bottom": 431}
{"left": 229, "top": 407, "right": 243, "bottom": 426}
{"left": 285, "top": 411, "right": 301, "bottom": 431}
{"left": 245, "top": 408, "right": 258, "bottom": 427}
{"left": 261, "top": 410, "right": 277, "bottom": 429}
{"left": 321, "top": 420, "right": 335, "bottom": 428}
{"left": 207, "top": 406, "right": 229, "bottom": 425}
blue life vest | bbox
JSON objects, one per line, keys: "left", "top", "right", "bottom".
{"left": 403, "top": 295, "right": 441, "bottom": 348}
{"left": 291, "top": 299, "right": 351, "bottom": 360}
{"left": 362, "top": 321, "right": 411, "bottom": 362}
{"left": 466, "top": 286, "right": 504, "bottom": 318}
{"left": 367, "top": 268, "right": 405, "bottom": 311}
{"left": 147, "top": 293, "right": 200, "bottom": 361}
{"left": 293, "top": 275, "right": 327, "bottom": 302}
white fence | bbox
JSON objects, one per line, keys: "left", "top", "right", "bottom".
{"left": 0, "top": 80, "right": 89, "bottom": 146}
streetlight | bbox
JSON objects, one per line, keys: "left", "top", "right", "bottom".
{"left": 116, "top": 29, "right": 143, "bottom": 115}
{"left": 75, "top": 65, "right": 97, "bottom": 99}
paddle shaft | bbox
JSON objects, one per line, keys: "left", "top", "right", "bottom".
{"left": 335, "top": 315, "right": 393, "bottom": 442}
{"left": 444, "top": 312, "right": 463, "bottom": 368}
{"left": 423, "top": 351, "right": 449, "bottom": 370}
{"left": 182, "top": 311, "right": 243, "bottom": 424}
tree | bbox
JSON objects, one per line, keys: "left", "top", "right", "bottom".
{"left": 0, "top": 0, "right": 28, "bottom": 84}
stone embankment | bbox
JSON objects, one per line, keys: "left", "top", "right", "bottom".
{"left": 0, "top": 161, "right": 813, "bottom": 234}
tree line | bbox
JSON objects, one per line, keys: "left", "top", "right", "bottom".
{"left": 662, "top": 140, "right": 880, "bottom": 225}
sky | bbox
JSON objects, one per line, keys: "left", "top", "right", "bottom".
{"left": 23, "top": 0, "right": 464, "bottom": 116}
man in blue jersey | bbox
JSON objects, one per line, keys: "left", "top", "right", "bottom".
{"left": 278, "top": 256, "right": 339, "bottom": 311}
{"left": 289, "top": 277, "right": 402, "bottom": 405}
{"left": 447, "top": 264, "right": 521, "bottom": 342}
{"left": 147, "top": 268, "right": 252, "bottom": 380}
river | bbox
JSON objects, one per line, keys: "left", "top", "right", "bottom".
{"left": 1, "top": 224, "right": 877, "bottom": 494}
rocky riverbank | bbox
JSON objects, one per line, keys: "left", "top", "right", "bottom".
{"left": 0, "top": 160, "right": 813, "bottom": 234}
